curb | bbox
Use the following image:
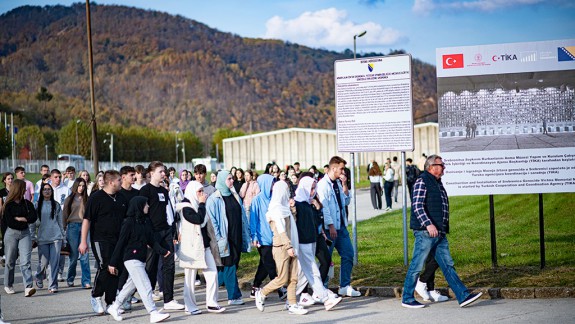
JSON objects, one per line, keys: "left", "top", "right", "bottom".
{"left": 239, "top": 281, "right": 574, "bottom": 299}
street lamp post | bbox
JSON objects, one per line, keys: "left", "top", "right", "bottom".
{"left": 180, "top": 138, "right": 186, "bottom": 168}
{"left": 351, "top": 30, "right": 366, "bottom": 266}
{"left": 75, "top": 119, "right": 81, "bottom": 155}
{"left": 45, "top": 144, "right": 48, "bottom": 162}
{"left": 175, "top": 131, "right": 179, "bottom": 166}
{"left": 104, "top": 132, "right": 113, "bottom": 168}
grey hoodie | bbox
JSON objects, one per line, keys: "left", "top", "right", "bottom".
{"left": 31, "top": 202, "right": 65, "bottom": 245}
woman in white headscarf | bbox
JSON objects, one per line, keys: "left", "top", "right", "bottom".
{"left": 254, "top": 181, "right": 308, "bottom": 315}
{"left": 176, "top": 181, "right": 226, "bottom": 315}
{"left": 293, "top": 176, "right": 342, "bottom": 311}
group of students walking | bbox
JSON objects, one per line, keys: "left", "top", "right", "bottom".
{"left": 1, "top": 153, "right": 484, "bottom": 322}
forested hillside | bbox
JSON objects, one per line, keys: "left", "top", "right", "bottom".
{"left": 0, "top": 4, "right": 437, "bottom": 153}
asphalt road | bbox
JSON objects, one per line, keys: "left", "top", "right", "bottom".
{"left": 2, "top": 189, "right": 574, "bottom": 323}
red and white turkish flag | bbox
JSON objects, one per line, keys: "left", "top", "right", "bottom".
{"left": 442, "top": 54, "right": 464, "bottom": 69}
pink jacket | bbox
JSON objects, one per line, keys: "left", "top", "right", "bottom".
{"left": 239, "top": 180, "right": 260, "bottom": 208}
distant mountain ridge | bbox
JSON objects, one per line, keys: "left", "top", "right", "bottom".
{"left": 0, "top": 4, "right": 437, "bottom": 144}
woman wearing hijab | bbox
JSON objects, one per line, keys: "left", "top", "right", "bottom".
{"left": 176, "top": 181, "right": 226, "bottom": 315}
{"left": 178, "top": 170, "right": 190, "bottom": 194}
{"left": 31, "top": 183, "right": 65, "bottom": 293}
{"left": 107, "top": 196, "right": 171, "bottom": 323}
{"left": 254, "top": 181, "right": 307, "bottom": 315}
{"left": 205, "top": 171, "right": 251, "bottom": 306}
{"left": 293, "top": 177, "right": 342, "bottom": 310}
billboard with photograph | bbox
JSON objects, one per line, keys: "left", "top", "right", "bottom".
{"left": 437, "top": 39, "right": 575, "bottom": 195}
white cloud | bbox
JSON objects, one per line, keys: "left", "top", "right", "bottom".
{"left": 413, "top": 0, "right": 545, "bottom": 14}
{"left": 264, "top": 8, "right": 403, "bottom": 49}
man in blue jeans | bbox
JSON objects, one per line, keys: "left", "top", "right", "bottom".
{"left": 317, "top": 156, "right": 360, "bottom": 297}
{"left": 401, "top": 155, "right": 482, "bottom": 308}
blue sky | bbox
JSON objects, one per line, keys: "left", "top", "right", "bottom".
{"left": 1, "top": 0, "right": 574, "bottom": 64}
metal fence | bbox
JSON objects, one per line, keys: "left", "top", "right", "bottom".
{"left": 0, "top": 159, "right": 221, "bottom": 174}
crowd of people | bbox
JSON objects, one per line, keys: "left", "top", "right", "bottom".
{"left": 0, "top": 154, "right": 483, "bottom": 322}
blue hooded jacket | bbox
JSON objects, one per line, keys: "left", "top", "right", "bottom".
{"left": 249, "top": 174, "right": 274, "bottom": 246}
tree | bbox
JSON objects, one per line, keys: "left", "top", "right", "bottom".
{"left": 211, "top": 128, "right": 245, "bottom": 162}
{"left": 0, "top": 126, "right": 11, "bottom": 159}
{"left": 35, "top": 86, "right": 53, "bottom": 111}
{"left": 56, "top": 120, "right": 90, "bottom": 156}
{"left": 15, "top": 125, "right": 45, "bottom": 160}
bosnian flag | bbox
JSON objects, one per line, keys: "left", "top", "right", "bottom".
{"left": 443, "top": 54, "right": 464, "bottom": 69}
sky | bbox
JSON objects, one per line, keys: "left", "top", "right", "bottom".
{"left": 1, "top": 0, "right": 574, "bottom": 65}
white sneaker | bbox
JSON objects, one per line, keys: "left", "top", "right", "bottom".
{"left": 288, "top": 304, "right": 308, "bottom": 315}
{"left": 227, "top": 298, "right": 244, "bottom": 305}
{"left": 91, "top": 296, "right": 105, "bottom": 315}
{"left": 106, "top": 304, "right": 123, "bottom": 321}
{"left": 299, "top": 293, "right": 315, "bottom": 306}
{"left": 415, "top": 280, "right": 430, "bottom": 301}
{"left": 327, "top": 289, "right": 338, "bottom": 299}
{"left": 4, "top": 287, "right": 14, "bottom": 295}
{"left": 255, "top": 290, "right": 265, "bottom": 312}
{"left": 152, "top": 291, "right": 163, "bottom": 301}
{"left": 131, "top": 296, "right": 140, "bottom": 304}
{"left": 338, "top": 285, "right": 361, "bottom": 297}
{"left": 206, "top": 305, "right": 226, "bottom": 313}
{"left": 163, "top": 300, "right": 185, "bottom": 310}
{"left": 149, "top": 310, "right": 170, "bottom": 323}
{"left": 57, "top": 274, "right": 65, "bottom": 282}
{"left": 312, "top": 294, "right": 323, "bottom": 303}
{"left": 324, "top": 295, "right": 343, "bottom": 311}
{"left": 429, "top": 290, "right": 448, "bottom": 302}
{"left": 24, "top": 287, "right": 36, "bottom": 297}
{"left": 194, "top": 279, "right": 201, "bottom": 286}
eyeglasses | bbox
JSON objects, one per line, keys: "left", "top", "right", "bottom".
{"left": 432, "top": 163, "right": 446, "bottom": 168}
{"left": 42, "top": 188, "right": 52, "bottom": 192}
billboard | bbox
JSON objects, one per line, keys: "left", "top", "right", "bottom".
{"left": 437, "top": 39, "right": 575, "bottom": 195}
{"left": 335, "top": 54, "right": 414, "bottom": 152}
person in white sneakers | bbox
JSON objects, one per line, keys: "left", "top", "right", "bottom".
{"left": 316, "top": 156, "right": 361, "bottom": 297}
{"left": 414, "top": 257, "right": 448, "bottom": 302}
{"left": 293, "top": 176, "right": 342, "bottom": 311}
{"left": 107, "top": 196, "right": 170, "bottom": 323}
{"left": 177, "top": 181, "right": 226, "bottom": 315}
{"left": 255, "top": 181, "right": 307, "bottom": 315}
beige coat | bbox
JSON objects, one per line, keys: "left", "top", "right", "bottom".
{"left": 176, "top": 202, "right": 222, "bottom": 269}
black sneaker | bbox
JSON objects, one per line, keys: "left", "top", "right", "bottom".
{"left": 207, "top": 306, "right": 226, "bottom": 313}
{"left": 401, "top": 300, "right": 426, "bottom": 309}
{"left": 460, "top": 292, "right": 483, "bottom": 307}
{"left": 250, "top": 286, "right": 258, "bottom": 299}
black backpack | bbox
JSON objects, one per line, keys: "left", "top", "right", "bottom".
{"left": 406, "top": 165, "right": 420, "bottom": 183}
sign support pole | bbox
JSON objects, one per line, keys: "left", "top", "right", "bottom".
{"left": 401, "top": 151, "right": 409, "bottom": 266}
{"left": 351, "top": 152, "right": 358, "bottom": 265}
{"left": 539, "top": 193, "right": 545, "bottom": 269}
{"left": 489, "top": 195, "right": 497, "bottom": 268}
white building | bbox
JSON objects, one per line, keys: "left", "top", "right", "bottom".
{"left": 222, "top": 123, "right": 439, "bottom": 171}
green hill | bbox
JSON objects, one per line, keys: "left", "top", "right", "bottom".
{"left": 0, "top": 4, "right": 437, "bottom": 148}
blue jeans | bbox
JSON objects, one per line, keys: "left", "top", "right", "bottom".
{"left": 402, "top": 230, "right": 470, "bottom": 304}
{"left": 217, "top": 265, "right": 242, "bottom": 300}
{"left": 4, "top": 228, "right": 33, "bottom": 288}
{"left": 328, "top": 226, "right": 354, "bottom": 288}
{"left": 37, "top": 240, "right": 62, "bottom": 290}
{"left": 66, "top": 223, "right": 91, "bottom": 286}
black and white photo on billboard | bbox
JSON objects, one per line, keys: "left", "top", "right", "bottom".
{"left": 438, "top": 70, "right": 575, "bottom": 152}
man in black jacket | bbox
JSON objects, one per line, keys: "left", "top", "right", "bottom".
{"left": 401, "top": 155, "right": 482, "bottom": 309}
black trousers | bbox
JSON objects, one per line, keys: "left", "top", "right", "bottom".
{"left": 145, "top": 228, "right": 175, "bottom": 303}
{"left": 91, "top": 241, "right": 120, "bottom": 305}
{"left": 419, "top": 252, "right": 440, "bottom": 290}
{"left": 252, "top": 245, "right": 277, "bottom": 288}
{"left": 370, "top": 182, "right": 382, "bottom": 209}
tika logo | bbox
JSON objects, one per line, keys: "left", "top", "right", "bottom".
{"left": 368, "top": 63, "right": 374, "bottom": 72}
{"left": 443, "top": 54, "right": 464, "bottom": 69}
{"left": 492, "top": 54, "right": 517, "bottom": 61}
{"left": 558, "top": 47, "right": 575, "bottom": 61}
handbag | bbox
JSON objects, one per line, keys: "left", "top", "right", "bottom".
{"left": 60, "top": 241, "right": 71, "bottom": 255}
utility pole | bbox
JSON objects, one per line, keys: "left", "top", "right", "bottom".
{"left": 86, "top": 0, "right": 99, "bottom": 175}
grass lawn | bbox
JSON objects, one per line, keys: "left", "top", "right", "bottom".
{"left": 237, "top": 192, "right": 575, "bottom": 288}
